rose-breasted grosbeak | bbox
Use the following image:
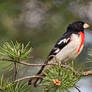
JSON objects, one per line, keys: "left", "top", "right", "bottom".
{"left": 28, "top": 21, "right": 89, "bottom": 87}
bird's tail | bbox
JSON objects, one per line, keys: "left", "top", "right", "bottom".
{"left": 28, "top": 59, "right": 50, "bottom": 87}
{"left": 28, "top": 64, "right": 45, "bottom": 87}
{"left": 28, "top": 76, "right": 43, "bottom": 87}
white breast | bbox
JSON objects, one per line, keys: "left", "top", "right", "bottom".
{"left": 55, "top": 34, "right": 83, "bottom": 63}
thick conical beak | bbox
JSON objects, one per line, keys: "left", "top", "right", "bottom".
{"left": 83, "top": 23, "right": 90, "bottom": 29}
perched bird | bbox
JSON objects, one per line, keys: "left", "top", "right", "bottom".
{"left": 28, "top": 21, "right": 89, "bottom": 87}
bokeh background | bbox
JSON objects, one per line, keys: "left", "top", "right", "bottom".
{"left": 1, "top": 0, "right": 92, "bottom": 92}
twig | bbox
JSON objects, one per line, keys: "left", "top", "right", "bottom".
{"left": 14, "top": 75, "right": 43, "bottom": 83}
{"left": 0, "top": 58, "right": 59, "bottom": 66}
{"left": 14, "top": 62, "right": 17, "bottom": 80}
{"left": 75, "top": 86, "right": 81, "bottom": 92}
{"left": 0, "top": 58, "right": 51, "bottom": 66}
{"left": 0, "top": 55, "right": 55, "bottom": 66}
{"left": 0, "top": 58, "right": 79, "bottom": 74}
{"left": 1, "top": 58, "right": 92, "bottom": 76}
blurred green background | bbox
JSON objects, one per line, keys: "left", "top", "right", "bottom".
{"left": 0, "top": 0, "right": 92, "bottom": 92}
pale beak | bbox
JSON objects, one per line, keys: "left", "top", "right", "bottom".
{"left": 83, "top": 23, "right": 90, "bottom": 29}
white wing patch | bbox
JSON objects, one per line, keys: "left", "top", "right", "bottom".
{"left": 55, "top": 48, "right": 60, "bottom": 53}
{"left": 58, "top": 38, "right": 70, "bottom": 45}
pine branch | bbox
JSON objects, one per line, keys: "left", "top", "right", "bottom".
{"left": 11, "top": 71, "right": 92, "bottom": 84}
{"left": 1, "top": 58, "right": 92, "bottom": 75}
{"left": 75, "top": 86, "right": 81, "bottom": 92}
{"left": 14, "top": 75, "right": 43, "bottom": 83}
{"left": 0, "top": 58, "right": 51, "bottom": 66}
{"left": 14, "top": 62, "right": 17, "bottom": 80}
{"left": 2, "top": 58, "right": 92, "bottom": 76}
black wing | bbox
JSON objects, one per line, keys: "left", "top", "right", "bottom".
{"left": 35, "top": 32, "right": 72, "bottom": 75}
{"left": 48, "top": 32, "right": 72, "bottom": 60}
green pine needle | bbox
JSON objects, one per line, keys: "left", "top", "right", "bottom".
{"left": 41, "top": 64, "right": 81, "bottom": 92}
{"left": 0, "top": 75, "right": 30, "bottom": 92}
{"left": 0, "top": 41, "right": 32, "bottom": 61}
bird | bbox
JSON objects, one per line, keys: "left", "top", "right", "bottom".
{"left": 28, "top": 21, "right": 89, "bottom": 87}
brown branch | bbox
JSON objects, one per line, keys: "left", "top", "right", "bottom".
{"left": 14, "top": 75, "right": 43, "bottom": 83}
{"left": 0, "top": 58, "right": 49, "bottom": 66}
{"left": 1, "top": 58, "right": 92, "bottom": 76}
{"left": 0, "top": 58, "right": 79, "bottom": 74}
{"left": 14, "top": 62, "right": 17, "bottom": 80}
{"left": 0, "top": 55, "right": 55, "bottom": 66}
{"left": 0, "top": 58, "right": 72, "bottom": 67}
{"left": 0, "top": 55, "right": 60, "bottom": 66}
{"left": 0, "top": 58, "right": 60, "bottom": 67}
{"left": 75, "top": 86, "right": 81, "bottom": 92}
